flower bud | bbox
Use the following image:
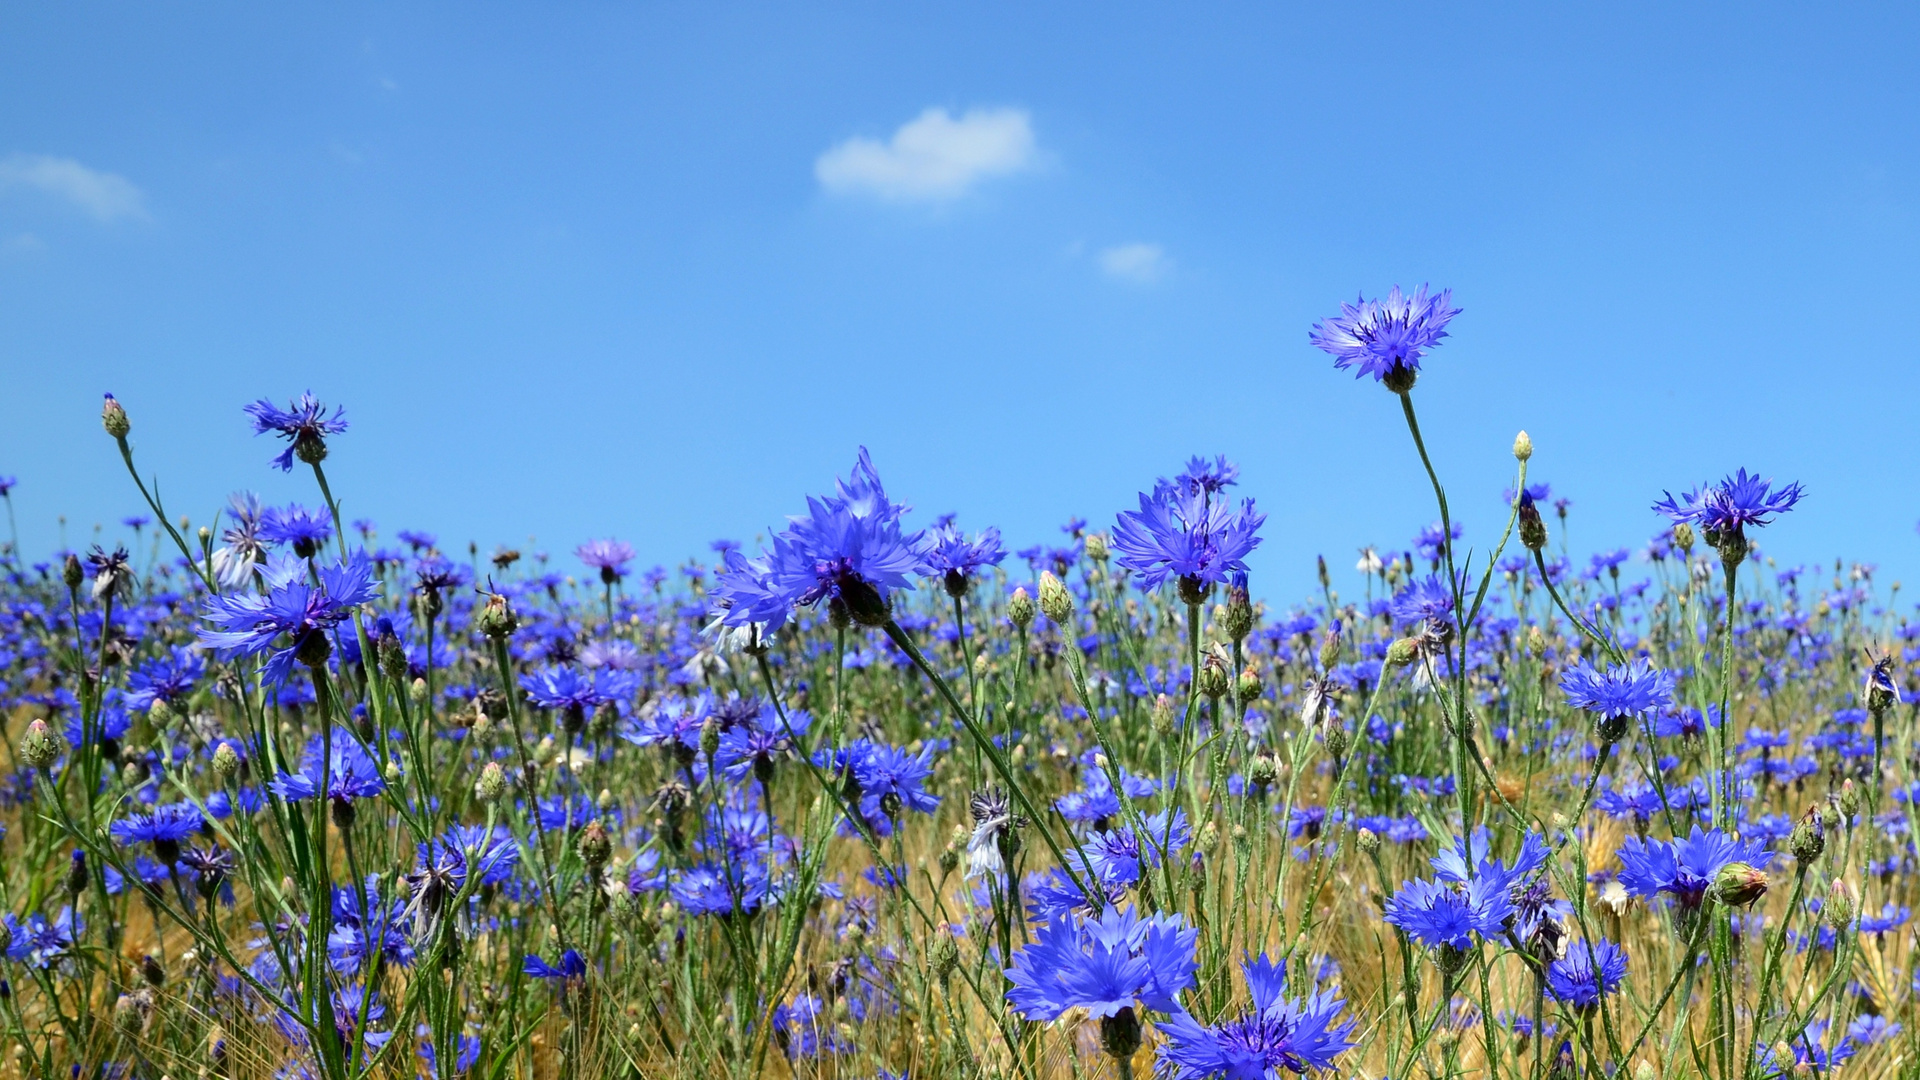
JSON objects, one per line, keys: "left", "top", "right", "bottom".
{"left": 1236, "top": 663, "right": 1263, "bottom": 706}
{"left": 1789, "top": 807, "right": 1825, "bottom": 863}
{"left": 1195, "top": 659, "right": 1229, "bottom": 701}
{"left": 1317, "top": 627, "right": 1341, "bottom": 672}
{"left": 1825, "top": 879, "right": 1857, "bottom": 930}
{"left": 1512, "top": 430, "right": 1533, "bottom": 461}
{"left": 1223, "top": 584, "right": 1254, "bottom": 644}
{"left": 1385, "top": 637, "right": 1420, "bottom": 669}
{"left": 1527, "top": 625, "right": 1547, "bottom": 659}
{"left": 1083, "top": 533, "right": 1108, "bottom": 562}
{"left": 1518, "top": 493, "right": 1548, "bottom": 552}
{"left": 475, "top": 593, "right": 519, "bottom": 640}
{"left": 1325, "top": 723, "right": 1351, "bottom": 761}
{"left": 101, "top": 393, "right": 130, "bottom": 439}
{"left": 377, "top": 634, "right": 409, "bottom": 685}
{"left": 211, "top": 742, "right": 240, "bottom": 780}
{"left": 1355, "top": 828, "right": 1380, "bottom": 855}
{"left": 699, "top": 717, "right": 721, "bottom": 760}
{"left": 1006, "top": 588, "right": 1034, "bottom": 632}
{"left": 474, "top": 761, "right": 508, "bottom": 804}
{"left": 577, "top": 820, "right": 611, "bottom": 871}
{"left": 410, "top": 678, "right": 429, "bottom": 705}
{"left": 1037, "top": 572, "right": 1073, "bottom": 625}
{"left": 931, "top": 924, "right": 960, "bottom": 981}
{"left": 62, "top": 554, "right": 83, "bottom": 591}
{"left": 1673, "top": 523, "right": 1695, "bottom": 552}
{"left": 20, "top": 719, "right": 64, "bottom": 770}
{"left": 1838, "top": 779, "right": 1859, "bottom": 820}
{"left": 147, "top": 698, "right": 175, "bottom": 733}
{"left": 1247, "top": 751, "right": 1279, "bottom": 793}
{"left": 1151, "top": 694, "right": 1177, "bottom": 739}
{"left": 1709, "top": 862, "right": 1769, "bottom": 908}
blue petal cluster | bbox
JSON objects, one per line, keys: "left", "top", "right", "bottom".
{"left": 1156, "top": 953, "right": 1356, "bottom": 1078}
{"left": 1004, "top": 905, "right": 1198, "bottom": 1022}
{"left": 1111, "top": 458, "right": 1264, "bottom": 594}
{"left": 1308, "top": 285, "right": 1461, "bottom": 383}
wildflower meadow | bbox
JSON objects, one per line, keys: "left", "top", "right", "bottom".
{"left": 1, "top": 288, "right": 1915, "bottom": 1080}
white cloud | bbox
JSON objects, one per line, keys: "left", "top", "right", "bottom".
{"left": 815, "top": 106, "right": 1036, "bottom": 202}
{"left": 1098, "top": 242, "right": 1168, "bottom": 284}
{"left": 0, "top": 154, "right": 147, "bottom": 222}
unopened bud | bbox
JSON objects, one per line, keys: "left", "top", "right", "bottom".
{"left": 1083, "top": 533, "right": 1108, "bottom": 562}
{"left": 1236, "top": 663, "right": 1262, "bottom": 705}
{"left": 410, "top": 678, "right": 428, "bottom": 704}
{"left": 1512, "top": 430, "right": 1532, "bottom": 461}
{"left": 931, "top": 925, "right": 960, "bottom": 980}
{"left": 1151, "top": 694, "right": 1177, "bottom": 738}
{"left": 1037, "top": 572, "right": 1073, "bottom": 625}
{"left": 475, "top": 761, "right": 508, "bottom": 804}
{"left": 20, "top": 719, "right": 64, "bottom": 770}
{"left": 1356, "top": 828, "right": 1380, "bottom": 855}
{"left": 475, "top": 593, "right": 519, "bottom": 640}
{"left": 211, "top": 742, "right": 240, "bottom": 780}
{"left": 62, "top": 554, "right": 84, "bottom": 591}
{"left": 1825, "top": 879, "right": 1857, "bottom": 930}
{"left": 1838, "top": 779, "right": 1859, "bottom": 819}
{"left": 1709, "top": 862, "right": 1769, "bottom": 908}
{"left": 1386, "top": 637, "right": 1420, "bottom": 669}
{"left": 577, "top": 820, "right": 611, "bottom": 870}
{"left": 1223, "top": 584, "right": 1254, "bottom": 644}
{"left": 1195, "top": 660, "right": 1229, "bottom": 701}
{"left": 1673, "top": 523, "right": 1695, "bottom": 552}
{"left": 1789, "top": 807, "right": 1824, "bottom": 863}
{"left": 101, "top": 393, "right": 130, "bottom": 438}
{"left": 699, "top": 718, "right": 721, "bottom": 760}
{"left": 1006, "top": 588, "right": 1035, "bottom": 631}
{"left": 1527, "top": 625, "right": 1547, "bottom": 658}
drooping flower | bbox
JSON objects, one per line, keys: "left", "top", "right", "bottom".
{"left": 1616, "top": 825, "right": 1772, "bottom": 909}
{"left": 1004, "top": 905, "right": 1199, "bottom": 1022}
{"left": 1653, "top": 469, "right": 1805, "bottom": 547}
{"left": 1545, "top": 938, "right": 1628, "bottom": 1009}
{"left": 211, "top": 492, "right": 268, "bottom": 588}
{"left": 85, "top": 545, "right": 134, "bottom": 602}
{"left": 198, "top": 554, "right": 379, "bottom": 683}
{"left": 1155, "top": 953, "right": 1356, "bottom": 1078}
{"left": 245, "top": 392, "right": 348, "bottom": 472}
{"left": 1111, "top": 460, "right": 1265, "bottom": 598}
{"left": 523, "top": 949, "right": 587, "bottom": 980}
{"left": 1308, "top": 285, "right": 1461, "bottom": 387}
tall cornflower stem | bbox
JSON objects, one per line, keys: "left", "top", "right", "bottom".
{"left": 488, "top": 635, "right": 571, "bottom": 949}
{"left": 882, "top": 619, "right": 1097, "bottom": 907}
{"left": 1745, "top": 864, "right": 1809, "bottom": 1080}
{"left": 1713, "top": 557, "right": 1740, "bottom": 831}
{"left": 111, "top": 432, "right": 216, "bottom": 592}
{"left": 749, "top": 650, "right": 1041, "bottom": 1080}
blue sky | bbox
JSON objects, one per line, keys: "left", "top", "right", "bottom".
{"left": 2, "top": 4, "right": 1916, "bottom": 602}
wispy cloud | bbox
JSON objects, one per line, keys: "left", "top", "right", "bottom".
{"left": 816, "top": 107, "right": 1036, "bottom": 202}
{"left": 1098, "top": 242, "right": 1168, "bottom": 284}
{"left": 0, "top": 154, "right": 147, "bottom": 222}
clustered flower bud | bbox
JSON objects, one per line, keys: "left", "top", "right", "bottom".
{"left": 475, "top": 761, "right": 508, "bottom": 804}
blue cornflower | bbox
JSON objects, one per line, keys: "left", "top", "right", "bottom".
{"left": 1560, "top": 657, "right": 1675, "bottom": 741}
{"left": 717, "top": 705, "right": 811, "bottom": 782}
{"left": 1654, "top": 469, "right": 1805, "bottom": 546}
{"left": 713, "top": 448, "right": 929, "bottom": 630}
{"left": 259, "top": 504, "right": 335, "bottom": 558}
{"left": 415, "top": 824, "right": 520, "bottom": 888}
{"left": 1616, "top": 825, "right": 1772, "bottom": 909}
{"left": 269, "top": 733, "right": 387, "bottom": 814}
{"left": 922, "top": 522, "right": 1007, "bottom": 596}
{"left": 575, "top": 539, "right": 635, "bottom": 584}
{"left": 1004, "top": 905, "right": 1199, "bottom": 1022}
{"left": 1385, "top": 831, "right": 1545, "bottom": 956}
{"left": 1545, "top": 938, "right": 1627, "bottom": 1009}
{"left": 1654, "top": 704, "right": 1718, "bottom": 740}
{"left": 523, "top": 949, "right": 587, "bottom": 980}
{"left": 124, "top": 646, "right": 204, "bottom": 712}
{"left": 847, "top": 742, "right": 940, "bottom": 834}
{"left": 109, "top": 802, "right": 204, "bottom": 864}
{"left": 1308, "top": 285, "right": 1461, "bottom": 387}
{"left": 1111, "top": 463, "right": 1265, "bottom": 598}
{"left": 670, "top": 862, "right": 771, "bottom": 917}
{"left": 1155, "top": 953, "right": 1356, "bottom": 1078}
{"left": 245, "top": 392, "right": 348, "bottom": 472}
{"left": 520, "top": 665, "right": 635, "bottom": 734}
{"left": 327, "top": 877, "right": 414, "bottom": 974}
{"left": 1389, "top": 574, "right": 1457, "bottom": 631}
{"left": 198, "top": 554, "right": 379, "bottom": 684}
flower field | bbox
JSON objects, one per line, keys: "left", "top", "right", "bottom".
{"left": 0, "top": 288, "right": 1913, "bottom": 1080}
